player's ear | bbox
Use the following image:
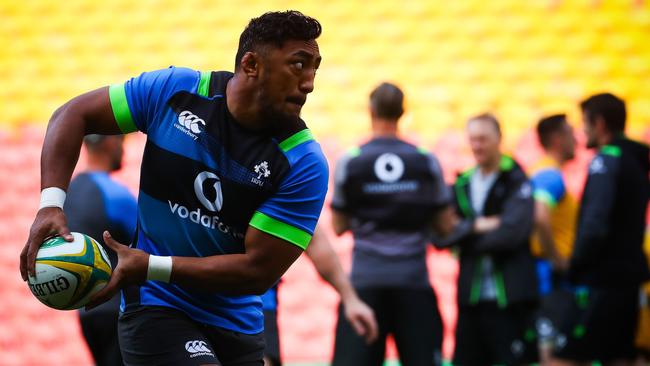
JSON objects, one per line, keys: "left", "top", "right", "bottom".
{"left": 240, "top": 51, "right": 260, "bottom": 78}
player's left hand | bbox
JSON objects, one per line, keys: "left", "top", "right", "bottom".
{"left": 85, "top": 231, "right": 149, "bottom": 310}
{"left": 343, "top": 296, "right": 379, "bottom": 344}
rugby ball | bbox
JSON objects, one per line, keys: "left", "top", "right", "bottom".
{"left": 27, "top": 232, "right": 112, "bottom": 310}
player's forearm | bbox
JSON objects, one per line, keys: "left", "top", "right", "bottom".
{"left": 535, "top": 224, "right": 560, "bottom": 259}
{"left": 170, "top": 253, "right": 292, "bottom": 295}
{"left": 534, "top": 202, "right": 560, "bottom": 259}
{"left": 171, "top": 254, "right": 272, "bottom": 295}
{"left": 313, "top": 256, "right": 357, "bottom": 302}
{"left": 306, "top": 226, "right": 357, "bottom": 302}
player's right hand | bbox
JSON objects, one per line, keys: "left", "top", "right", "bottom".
{"left": 85, "top": 231, "right": 149, "bottom": 310}
{"left": 20, "top": 207, "right": 74, "bottom": 281}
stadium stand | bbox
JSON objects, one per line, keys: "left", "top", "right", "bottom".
{"left": 1, "top": 0, "right": 649, "bottom": 364}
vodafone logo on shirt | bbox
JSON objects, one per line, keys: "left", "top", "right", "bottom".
{"left": 194, "top": 171, "right": 223, "bottom": 212}
{"left": 374, "top": 153, "right": 404, "bottom": 183}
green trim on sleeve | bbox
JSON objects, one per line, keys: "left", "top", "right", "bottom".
{"left": 600, "top": 145, "right": 621, "bottom": 157}
{"left": 249, "top": 211, "right": 312, "bottom": 250}
{"left": 417, "top": 146, "right": 429, "bottom": 155}
{"left": 279, "top": 129, "right": 315, "bottom": 152}
{"left": 108, "top": 83, "right": 138, "bottom": 133}
{"left": 197, "top": 71, "right": 211, "bottom": 97}
{"left": 533, "top": 189, "right": 558, "bottom": 208}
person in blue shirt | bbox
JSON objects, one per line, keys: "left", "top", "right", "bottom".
{"left": 21, "top": 11, "right": 328, "bottom": 366}
{"left": 64, "top": 134, "right": 137, "bottom": 366}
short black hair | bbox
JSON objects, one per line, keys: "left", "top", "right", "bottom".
{"left": 537, "top": 114, "right": 567, "bottom": 149}
{"left": 235, "top": 10, "right": 322, "bottom": 70}
{"left": 467, "top": 113, "right": 502, "bottom": 137}
{"left": 580, "top": 93, "right": 626, "bottom": 133}
{"left": 370, "top": 82, "right": 404, "bottom": 120}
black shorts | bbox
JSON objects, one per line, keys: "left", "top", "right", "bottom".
{"left": 118, "top": 306, "right": 265, "bottom": 366}
{"left": 553, "top": 287, "right": 640, "bottom": 362}
{"left": 332, "top": 287, "right": 443, "bottom": 366}
{"left": 263, "top": 310, "right": 281, "bottom": 366}
{"left": 454, "top": 302, "right": 538, "bottom": 366}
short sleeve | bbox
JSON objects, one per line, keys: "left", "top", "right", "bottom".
{"left": 330, "top": 149, "right": 357, "bottom": 212}
{"left": 249, "top": 143, "right": 329, "bottom": 250}
{"left": 531, "top": 169, "right": 566, "bottom": 208}
{"left": 425, "top": 152, "right": 452, "bottom": 207}
{"left": 108, "top": 66, "right": 200, "bottom": 134}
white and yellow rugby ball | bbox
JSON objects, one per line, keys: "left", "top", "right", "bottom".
{"left": 27, "top": 232, "right": 112, "bottom": 310}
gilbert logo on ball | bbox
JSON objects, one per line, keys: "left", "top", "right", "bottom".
{"left": 27, "top": 232, "right": 112, "bottom": 310}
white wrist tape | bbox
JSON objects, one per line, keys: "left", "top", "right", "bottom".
{"left": 147, "top": 255, "right": 173, "bottom": 283}
{"left": 39, "top": 187, "right": 66, "bottom": 210}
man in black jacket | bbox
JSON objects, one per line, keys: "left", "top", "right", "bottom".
{"left": 445, "top": 113, "right": 538, "bottom": 365}
{"left": 552, "top": 93, "right": 650, "bottom": 365}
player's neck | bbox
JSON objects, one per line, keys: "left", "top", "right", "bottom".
{"left": 225, "top": 75, "right": 267, "bottom": 131}
{"left": 478, "top": 155, "right": 500, "bottom": 175}
{"left": 596, "top": 131, "right": 615, "bottom": 148}
{"left": 371, "top": 119, "right": 398, "bottom": 138}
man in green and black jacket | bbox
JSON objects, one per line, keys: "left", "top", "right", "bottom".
{"left": 442, "top": 113, "right": 539, "bottom": 365}
{"left": 552, "top": 93, "right": 650, "bottom": 365}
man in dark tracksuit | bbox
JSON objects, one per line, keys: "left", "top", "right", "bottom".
{"left": 552, "top": 93, "right": 650, "bottom": 365}
{"left": 444, "top": 114, "right": 539, "bottom": 365}
{"left": 331, "top": 82, "right": 454, "bottom": 366}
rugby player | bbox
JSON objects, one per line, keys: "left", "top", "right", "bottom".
{"left": 21, "top": 11, "right": 328, "bottom": 366}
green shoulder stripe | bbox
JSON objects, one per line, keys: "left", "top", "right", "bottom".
{"left": 249, "top": 211, "right": 312, "bottom": 250}
{"left": 499, "top": 155, "right": 515, "bottom": 171}
{"left": 108, "top": 83, "right": 138, "bottom": 133}
{"left": 279, "top": 129, "right": 315, "bottom": 152}
{"left": 197, "top": 71, "right": 211, "bottom": 97}
{"left": 600, "top": 145, "right": 621, "bottom": 157}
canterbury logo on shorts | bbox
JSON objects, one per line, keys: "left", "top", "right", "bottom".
{"left": 185, "top": 340, "right": 215, "bottom": 358}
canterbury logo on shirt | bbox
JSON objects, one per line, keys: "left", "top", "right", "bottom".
{"left": 178, "top": 111, "right": 205, "bottom": 133}
{"left": 174, "top": 110, "right": 205, "bottom": 140}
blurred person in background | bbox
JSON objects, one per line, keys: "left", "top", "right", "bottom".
{"left": 330, "top": 82, "right": 456, "bottom": 366}
{"left": 552, "top": 93, "right": 650, "bottom": 366}
{"left": 261, "top": 225, "right": 377, "bottom": 366}
{"left": 635, "top": 233, "right": 650, "bottom": 365}
{"left": 444, "top": 114, "right": 539, "bottom": 365}
{"left": 64, "top": 134, "right": 137, "bottom": 366}
{"left": 529, "top": 114, "right": 578, "bottom": 363}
